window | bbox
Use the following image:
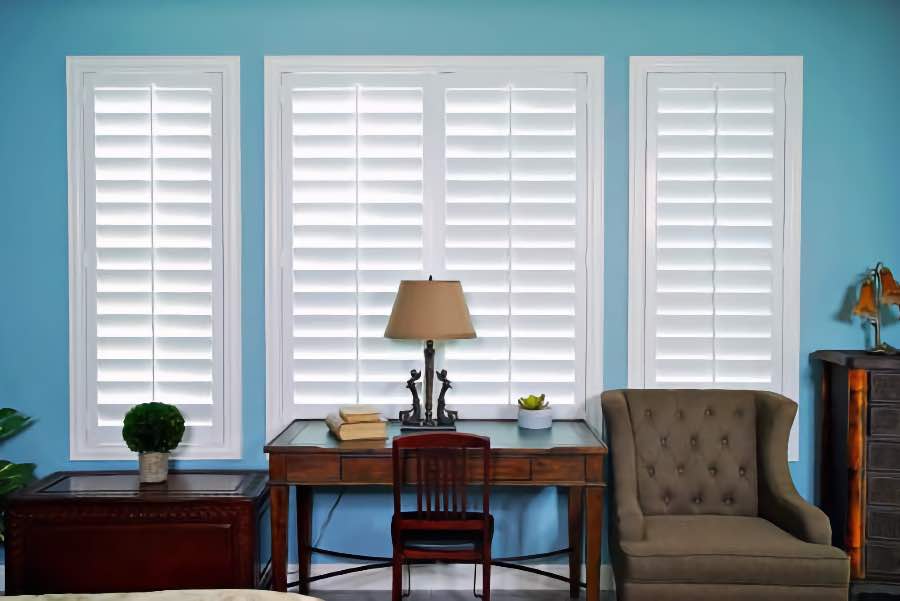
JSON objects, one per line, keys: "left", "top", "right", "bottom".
{"left": 628, "top": 56, "right": 802, "bottom": 458}
{"left": 68, "top": 57, "right": 241, "bottom": 459}
{"left": 265, "top": 57, "right": 603, "bottom": 436}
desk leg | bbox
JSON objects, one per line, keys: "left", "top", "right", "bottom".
{"left": 568, "top": 486, "right": 584, "bottom": 598}
{"left": 296, "top": 486, "right": 313, "bottom": 594}
{"left": 270, "top": 484, "right": 289, "bottom": 592}
{"left": 585, "top": 486, "right": 604, "bottom": 601}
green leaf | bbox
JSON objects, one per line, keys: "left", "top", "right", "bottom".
{"left": 517, "top": 394, "right": 548, "bottom": 410}
{"left": 0, "top": 408, "right": 32, "bottom": 441}
{"left": 0, "top": 461, "right": 35, "bottom": 496}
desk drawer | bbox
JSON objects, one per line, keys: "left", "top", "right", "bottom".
{"left": 342, "top": 457, "right": 391, "bottom": 483}
{"left": 872, "top": 373, "right": 900, "bottom": 402}
{"left": 286, "top": 456, "right": 340, "bottom": 482}
{"left": 533, "top": 456, "right": 584, "bottom": 481}
{"left": 340, "top": 456, "right": 533, "bottom": 484}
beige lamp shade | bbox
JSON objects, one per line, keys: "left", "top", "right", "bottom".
{"left": 384, "top": 279, "right": 476, "bottom": 341}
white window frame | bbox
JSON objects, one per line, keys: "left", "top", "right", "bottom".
{"left": 628, "top": 56, "right": 803, "bottom": 460}
{"left": 265, "top": 56, "right": 604, "bottom": 439}
{"left": 67, "top": 56, "right": 242, "bottom": 460}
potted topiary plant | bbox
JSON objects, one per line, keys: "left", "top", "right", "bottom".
{"left": 122, "top": 402, "right": 185, "bottom": 483}
{"left": 517, "top": 394, "right": 552, "bottom": 429}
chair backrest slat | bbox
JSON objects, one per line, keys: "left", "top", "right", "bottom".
{"left": 392, "top": 432, "right": 490, "bottom": 521}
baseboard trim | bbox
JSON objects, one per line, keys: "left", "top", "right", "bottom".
{"left": 297, "top": 563, "right": 614, "bottom": 591}
{"left": 0, "top": 562, "right": 613, "bottom": 593}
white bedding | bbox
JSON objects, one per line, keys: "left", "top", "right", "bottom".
{"left": 8, "top": 590, "right": 323, "bottom": 601}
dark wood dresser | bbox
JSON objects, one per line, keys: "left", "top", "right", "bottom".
{"left": 813, "top": 350, "right": 900, "bottom": 599}
{"left": 5, "top": 470, "right": 271, "bottom": 594}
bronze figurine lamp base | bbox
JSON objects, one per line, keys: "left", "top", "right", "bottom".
{"left": 384, "top": 278, "right": 476, "bottom": 430}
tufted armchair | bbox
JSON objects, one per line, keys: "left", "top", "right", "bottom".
{"left": 601, "top": 389, "right": 849, "bottom": 601}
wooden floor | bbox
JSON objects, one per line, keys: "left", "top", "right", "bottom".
{"left": 311, "top": 592, "right": 613, "bottom": 601}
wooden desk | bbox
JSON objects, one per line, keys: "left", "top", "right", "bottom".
{"left": 265, "top": 419, "right": 607, "bottom": 599}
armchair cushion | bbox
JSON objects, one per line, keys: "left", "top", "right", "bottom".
{"left": 618, "top": 515, "right": 849, "bottom": 587}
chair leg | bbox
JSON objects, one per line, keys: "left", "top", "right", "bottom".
{"left": 392, "top": 552, "right": 403, "bottom": 601}
{"left": 482, "top": 552, "right": 491, "bottom": 601}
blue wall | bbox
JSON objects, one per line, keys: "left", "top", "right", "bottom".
{"left": 1, "top": 0, "right": 899, "bottom": 563}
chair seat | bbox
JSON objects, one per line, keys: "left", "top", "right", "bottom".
{"left": 393, "top": 512, "right": 493, "bottom": 551}
{"left": 618, "top": 515, "right": 848, "bottom": 587}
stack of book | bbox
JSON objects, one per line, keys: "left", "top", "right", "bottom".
{"left": 325, "top": 405, "right": 388, "bottom": 441}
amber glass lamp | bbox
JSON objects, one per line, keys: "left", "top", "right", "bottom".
{"left": 853, "top": 262, "right": 900, "bottom": 355}
{"left": 384, "top": 277, "right": 476, "bottom": 430}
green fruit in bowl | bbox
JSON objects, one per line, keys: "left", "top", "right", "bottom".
{"left": 517, "top": 394, "right": 548, "bottom": 411}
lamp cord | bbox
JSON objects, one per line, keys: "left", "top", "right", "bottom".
{"left": 313, "top": 490, "right": 345, "bottom": 548}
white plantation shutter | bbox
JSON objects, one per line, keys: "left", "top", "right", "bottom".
{"left": 270, "top": 62, "right": 596, "bottom": 428}
{"left": 441, "top": 75, "right": 585, "bottom": 406}
{"left": 640, "top": 71, "right": 788, "bottom": 390}
{"left": 282, "top": 75, "right": 426, "bottom": 415}
{"left": 69, "top": 58, "right": 240, "bottom": 459}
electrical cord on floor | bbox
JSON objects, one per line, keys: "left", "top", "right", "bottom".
{"left": 313, "top": 490, "right": 345, "bottom": 548}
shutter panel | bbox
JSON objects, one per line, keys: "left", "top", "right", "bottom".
{"left": 441, "top": 75, "right": 583, "bottom": 406}
{"left": 88, "top": 75, "right": 224, "bottom": 449}
{"left": 644, "top": 73, "right": 785, "bottom": 389}
{"left": 286, "top": 75, "right": 425, "bottom": 413}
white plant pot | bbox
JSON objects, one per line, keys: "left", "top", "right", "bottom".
{"left": 518, "top": 408, "right": 553, "bottom": 429}
{"left": 138, "top": 452, "right": 170, "bottom": 483}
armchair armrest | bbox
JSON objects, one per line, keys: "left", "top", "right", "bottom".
{"left": 600, "top": 390, "right": 645, "bottom": 542}
{"left": 755, "top": 391, "right": 832, "bottom": 545}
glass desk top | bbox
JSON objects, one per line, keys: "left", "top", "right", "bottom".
{"left": 266, "top": 419, "right": 605, "bottom": 453}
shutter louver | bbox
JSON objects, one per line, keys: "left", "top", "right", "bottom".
{"left": 90, "top": 78, "right": 222, "bottom": 447}
{"left": 442, "top": 80, "right": 581, "bottom": 406}
{"left": 288, "top": 77, "right": 425, "bottom": 411}
{"left": 646, "top": 73, "right": 785, "bottom": 389}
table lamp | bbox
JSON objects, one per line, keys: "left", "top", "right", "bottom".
{"left": 384, "top": 277, "right": 476, "bottom": 430}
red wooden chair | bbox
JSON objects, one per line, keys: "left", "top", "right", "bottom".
{"left": 391, "top": 432, "right": 492, "bottom": 601}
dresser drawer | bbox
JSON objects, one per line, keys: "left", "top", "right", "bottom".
{"left": 869, "top": 507, "right": 900, "bottom": 540}
{"left": 869, "top": 442, "right": 900, "bottom": 472}
{"left": 869, "top": 475, "right": 900, "bottom": 506}
{"left": 870, "top": 406, "right": 900, "bottom": 439}
{"left": 872, "top": 373, "right": 900, "bottom": 402}
{"left": 866, "top": 542, "right": 900, "bottom": 579}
